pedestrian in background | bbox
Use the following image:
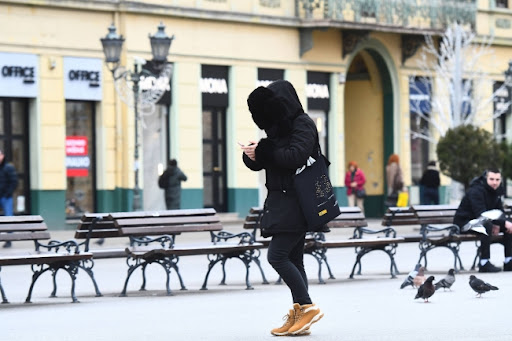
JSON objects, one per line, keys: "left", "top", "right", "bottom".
{"left": 159, "top": 159, "right": 188, "bottom": 210}
{"left": 243, "top": 80, "right": 324, "bottom": 336}
{"left": 344, "top": 161, "right": 366, "bottom": 213}
{"left": 420, "top": 160, "right": 440, "bottom": 205}
{"left": 385, "top": 153, "right": 404, "bottom": 207}
{"left": 0, "top": 149, "right": 18, "bottom": 248}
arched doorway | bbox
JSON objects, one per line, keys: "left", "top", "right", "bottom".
{"left": 344, "top": 47, "right": 396, "bottom": 217}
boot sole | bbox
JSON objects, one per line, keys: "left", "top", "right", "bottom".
{"left": 290, "top": 312, "right": 324, "bottom": 335}
{"left": 271, "top": 330, "right": 311, "bottom": 337}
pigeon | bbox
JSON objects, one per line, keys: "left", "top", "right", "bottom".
{"left": 469, "top": 275, "right": 499, "bottom": 298}
{"left": 434, "top": 269, "right": 456, "bottom": 291}
{"left": 400, "top": 263, "right": 421, "bottom": 289}
{"left": 413, "top": 266, "right": 426, "bottom": 288}
{"left": 415, "top": 275, "right": 436, "bottom": 302}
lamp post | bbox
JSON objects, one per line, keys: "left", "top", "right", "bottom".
{"left": 503, "top": 60, "right": 512, "bottom": 130}
{"left": 100, "top": 23, "right": 174, "bottom": 211}
{"left": 505, "top": 60, "right": 512, "bottom": 88}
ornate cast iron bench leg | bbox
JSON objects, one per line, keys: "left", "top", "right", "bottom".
{"left": 201, "top": 254, "right": 224, "bottom": 290}
{"left": 219, "top": 258, "right": 228, "bottom": 285}
{"left": 77, "top": 259, "right": 102, "bottom": 297}
{"left": 201, "top": 251, "right": 254, "bottom": 290}
{"left": 168, "top": 256, "right": 187, "bottom": 290}
{"left": 120, "top": 258, "right": 144, "bottom": 297}
{"left": 251, "top": 249, "right": 269, "bottom": 284}
{"left": 26, "top": 263, "right": 80, "bottom": 303}
{"left": 0, "top": 268, "right": 9, "bottom": 303}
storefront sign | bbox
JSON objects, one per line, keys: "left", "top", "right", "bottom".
{"left": 66, "top": 136, "right": 90, "bottom": 177}
{"left": 257, "top": 68, "right": 284, "bottom": 87}
{"left": 201, "top": 65, "right": 229, "bottom": 107}
{"left": 0, "top": 52, "right": 39, "bottom": 98}
{"left": 64, "top": 57, "right": 103, "bottom": 101}
{"left": 307, "top": 72, "right": 330, "bottom": 111}
{"left": 141, "top": 60, "right": 172, "bottom": 105}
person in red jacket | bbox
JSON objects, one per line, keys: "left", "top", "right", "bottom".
{"left": 344, "top": 161, "right": 366, "bottom": 213}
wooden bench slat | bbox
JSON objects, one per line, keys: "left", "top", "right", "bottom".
{"left": 74, "top": 229, "right": 121, "bottom": 239}
{"left": 243, "top": 221, "right": 258, "bottom": 229}
{"left": 118, "top": 223, "right": 223, "bottom": 236}
{"left": 109, "top": 208, "right": 216, "bottom": 219}
{"left": 0, "top": 222, "right": 48, "bottom": 232}
{"left": 113, "top": 215, "right": 220, "bottom": 228}
{"left": 0, "top": 231, "right": 51, "bottom": 241}
{"left": 126, "top": 242, "right": 264, "bottom": 257}
{"left": 320, "top": 237, "right": 405, "bottom": 248}
{"left": 412, "top": 204, "right": 458, "bottom": 211}
{"left": 0, "top": 215, "right": 44, "bottom": 223}
{"left": 80, "top": 213, "right": 109, "bottom": 222}
{"left": 89, "top": 249, "right": 128, "bottom": 259}
{"left": 327, "top": 220, "right": 367, "bottom": 228}
{"left": 0, "top": 251, "right": 92, "bottom": 266}
{"left": 76, "top": 220, "right": 116, "bottom": 231}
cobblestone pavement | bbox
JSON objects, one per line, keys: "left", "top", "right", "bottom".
{"left": 1, "top": 220, "right": 511, "bottom": 340}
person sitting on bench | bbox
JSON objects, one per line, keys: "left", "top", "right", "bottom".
{"left": 453, "top": 167, "right": 512, "bottom": 272}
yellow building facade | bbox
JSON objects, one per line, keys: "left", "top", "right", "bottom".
{"left": 0, "top": 0, "right": 511, "bottom": 228}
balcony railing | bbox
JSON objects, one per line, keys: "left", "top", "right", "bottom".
{"left": 297, "top": 0, "right": 476, "bottom": 32}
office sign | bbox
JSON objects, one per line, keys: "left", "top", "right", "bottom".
{"left": 64, "top": 57, "right": 103, "bottom": 101}
{"left": 0, "top": 52, "right": 39, "bottom": 98}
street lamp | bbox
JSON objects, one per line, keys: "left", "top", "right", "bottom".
{"left": 100, "top": 23, "right": 174, "bottom": 211}
{"left": 505, "top": 60, "right": 512, "bottom": 87}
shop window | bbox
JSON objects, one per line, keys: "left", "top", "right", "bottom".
{"left": 65, "top": 101, "right": 96, "bottom": 218}
{"left": 309, "top": 110, "right": 328, "bottom": 156}
{"left": 0, "top": 98, "right": 30, "bottom": 214}
{"left": 409, "top": 77, "right": 431, "bottom": 185}
{"left": 496, "top": 0, "right": 508, "bottom": 9}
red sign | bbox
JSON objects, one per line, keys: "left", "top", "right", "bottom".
{"left": 66, "top": 136, "right": 90, "bottom": 177}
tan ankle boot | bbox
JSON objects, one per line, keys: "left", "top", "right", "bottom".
{"left": 288, "top": 303, "right": 324, "bottom": 335}
{"left": 271, "top": 304, "right": 299, "bottom": 336}
{"left": 270, "top": 303, "right": 312, "bottom": 336}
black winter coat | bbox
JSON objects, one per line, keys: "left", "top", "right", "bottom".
{"left": 453, "top": 173, "right": 505, "bottom": 229}
{"left": 420, "top": 168, "right": 440, "bottom": 188}
{"left": 158, "top": 166, "right": 187, "bottom": 208}
{"left": 244, "top": 80, "right": 317, "bottom": 236}
{"left": 0, "top": 159, "right": 17, "bottom": 198}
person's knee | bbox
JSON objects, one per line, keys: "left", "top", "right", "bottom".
{"left": 267, "top": 250, "right": 283, "bottom": 267}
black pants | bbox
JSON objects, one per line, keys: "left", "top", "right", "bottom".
{"left": 480, "top": 221, "right": 512, "bottom": 260}
{"left": 422, "top": 187, "right": 439, "bottom": 205}
{"left": 267, "top": 232, "right": 312, "bottom": 306}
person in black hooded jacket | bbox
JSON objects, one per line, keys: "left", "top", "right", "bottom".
{"left": 0, "top": 149, "right": 18, "bottom": 248}
{"left": 242, "top": 80, "right": 323, "bottom": 336}
{"left": 453, "top": 168, "right": 512, "bottom": 272}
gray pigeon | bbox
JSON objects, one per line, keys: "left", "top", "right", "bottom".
{"left": 469, "top": 275, "right": 499, "bottom": 298}
{"left": 400, "top": 263, "right": 421, "bottom": 289}
{"left": 434, "top": 269, "right": 456, "bottom": 291}
{"left": 414, "top": 275, "right": 435, "bottom": 303}
{"left": 413, "top": 266, "right": 426, "bottom": 288}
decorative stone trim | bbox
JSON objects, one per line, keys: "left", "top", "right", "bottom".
{"left": 260, "top": 0, "right": 281, "bottom": 8}
{"left": 496, "top": 18, "right": 511, "bottom": 29}
{"left": 401, "top": 35, "right": 424, "bottom": 65}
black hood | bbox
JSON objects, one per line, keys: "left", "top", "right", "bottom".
{"left": 247, "top": 80, "right": 304, "bottom": 137}
{"left": 470, "top": 172, "right": 505, "bottom": 196}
